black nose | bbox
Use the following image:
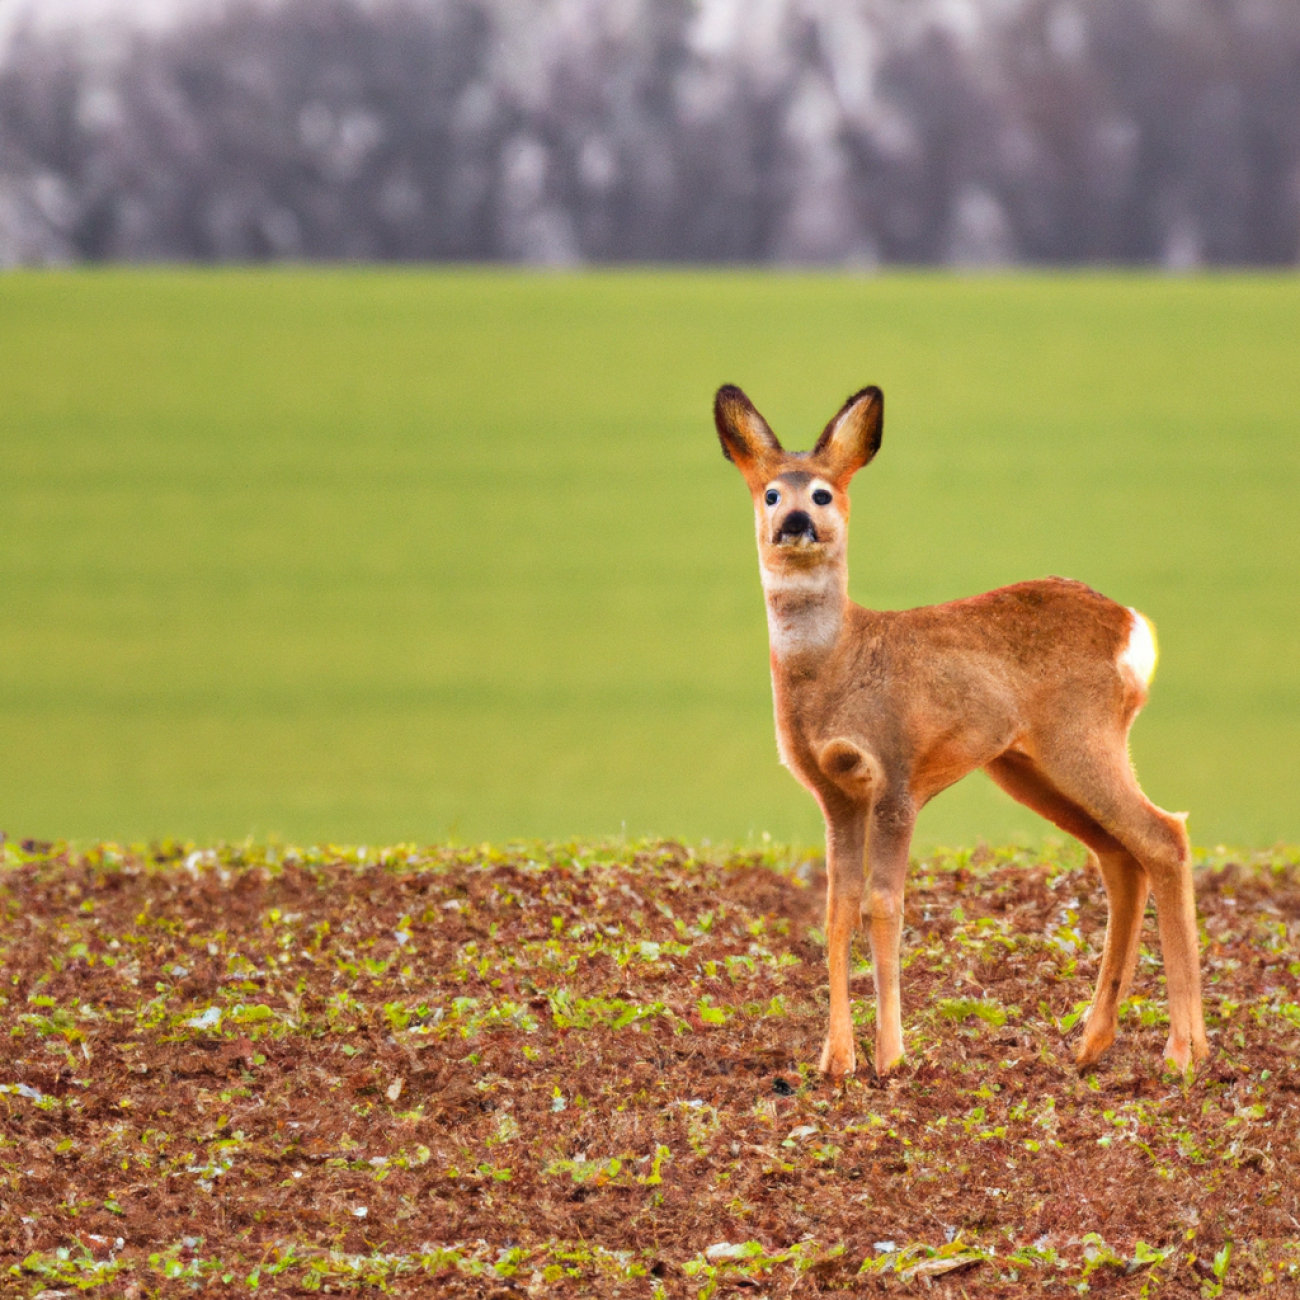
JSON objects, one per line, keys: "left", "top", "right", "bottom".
{"left": 777, "top": 510, "right": 817, "bottom": 541}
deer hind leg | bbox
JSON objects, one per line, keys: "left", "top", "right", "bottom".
{"left": 1109, "top": 802, "right": 1205, "bottom": 1071}
{"left": 818, "top": 800, "right": 866, "bottom": 1080}
{"left": 1023, "top": 743, "right": 1208, "bottom": 1072}
{"left": 986, "top": 752, "right": 1149, "bottom": 1066}
{"left": 1078, "top": 850, "right": 1150, "bottom": 1065}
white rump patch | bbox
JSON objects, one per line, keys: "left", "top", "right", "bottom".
{"left": 1118, "top": 608, "right": 1158, "bottom": 688}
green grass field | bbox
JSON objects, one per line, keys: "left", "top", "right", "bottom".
{"left": 1, "top": 269, "right": 1297, "bottom": 848}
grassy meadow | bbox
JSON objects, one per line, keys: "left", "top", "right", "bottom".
{"left": 0, "top": 269, "right": 1297, "bottom": 848}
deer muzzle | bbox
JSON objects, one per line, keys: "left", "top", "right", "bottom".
{"left": 775, "top": 510, "right": 818, "bottom": 544}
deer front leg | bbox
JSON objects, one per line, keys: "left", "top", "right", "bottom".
{"left": 818, "top": 803, "right": 866, "bottom": 1080}
{"left": 863, "top": 797, "right": 916, "bottom": 1076}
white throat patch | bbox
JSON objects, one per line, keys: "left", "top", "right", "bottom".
{"left": 761, "top": 564, "right": 843, "bottom": 658}
{"left": 766, "top": 600, "right": 841, "bottom": 658}
{"left": 760, "top": 566, "right": 838, "bottom": 596}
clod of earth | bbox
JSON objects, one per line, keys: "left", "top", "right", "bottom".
{"left": 1, "top": 837, "right": 1299, "bottom": 1296}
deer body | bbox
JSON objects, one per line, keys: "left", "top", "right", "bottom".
{"left": 715, "top": 384, "right": 1208, "bottom": 1079}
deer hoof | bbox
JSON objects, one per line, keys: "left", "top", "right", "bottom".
{"left": 1075, "top": 1025, "right": 1116, "bottom": 1068}
{"left": 818, "top": 1035, "right": 856, "bottom": 1080}
{"left": 874, "top": 1048, "right": 904, "bottom": 1078}
{"left": 1163, "top": 1030, "right": 1209, "bottom": 1074}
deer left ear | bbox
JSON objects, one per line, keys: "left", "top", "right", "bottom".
{"left": 714, "top": 384, "right": 783, "bottom": 473}
{"left": 812, "top": 386, "right": 883, "bottom": 483}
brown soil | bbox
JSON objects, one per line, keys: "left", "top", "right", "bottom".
{"left": 1, "top": 838, "right": 1298, "bottom": 1297}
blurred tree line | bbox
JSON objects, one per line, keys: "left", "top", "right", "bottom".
{"left": 1, "top": 0, "right": 1298, "bottom": 266}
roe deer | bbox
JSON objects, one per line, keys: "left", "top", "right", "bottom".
{"left": 714, "top": 383, "right": 1208, "bottom": 1080}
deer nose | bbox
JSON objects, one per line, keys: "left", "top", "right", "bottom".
{"left": 777, "top": 510, "right": 817, "bottom": 541}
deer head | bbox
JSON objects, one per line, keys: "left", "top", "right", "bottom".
{"left": 713, "top": 384, "right": 883, "bottom": 577}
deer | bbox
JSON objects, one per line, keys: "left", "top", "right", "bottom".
{"left": 713, "top": 383, "right": 1208, "bottom": 1081}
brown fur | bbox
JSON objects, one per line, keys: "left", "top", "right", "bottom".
{"left": 715, "top": 384, "right": 1208, "bottom": 1079}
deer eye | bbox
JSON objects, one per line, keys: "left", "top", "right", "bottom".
{"left": 764, "top": 489, "right": 780, "bottom": 506}
{"left": 812, "top": 489, "right": 833, "bottom": 506}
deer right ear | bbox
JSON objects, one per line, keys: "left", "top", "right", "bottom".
{"left": 812, "top": 386, "right": 883, "bottom": 484}
{"left": 714, "top": 385, "right": 782, "bottom": 472}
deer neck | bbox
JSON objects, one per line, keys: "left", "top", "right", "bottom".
{"left": 760, "top": 553, "right": 848, "bottom": 663}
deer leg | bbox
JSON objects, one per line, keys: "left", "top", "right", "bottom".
{"left": 863, "top": 796, "right": 915, "bottom": 1076}
{"left": 1092, "top": 804, "right": 1204, "bottom": 1070}
{"left": 1078, "top": 850, "right": 1150, "bottom": 1065}
{"left": 986, "top": 753, "right": 1150, "bottom": 1065}
{"left": 1028, "top": 746, "right": 1208, "bottom": 1071}
{"left": 1128, "top": 812, "right": 1206, "bottom": 1070}
{"left": 818, "top": 802, "right": 866, "bottom": 1079}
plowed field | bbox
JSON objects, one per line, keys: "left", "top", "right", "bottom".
{"left": 2, "top": 839, "right": 1298, "bottom": 1297}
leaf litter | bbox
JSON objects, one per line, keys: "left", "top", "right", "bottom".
{"left": 1, "top": 836, "right": 1299, "bottom": 1296}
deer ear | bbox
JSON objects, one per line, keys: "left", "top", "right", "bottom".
{"left": 714, "top": 385, "right": 782, "bottom": 472}
{"left": 812, "top": 386, "right": 883, "bottom": 482}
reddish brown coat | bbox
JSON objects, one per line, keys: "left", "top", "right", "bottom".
{"left": 714, "top": 383, "right": 1207, "bottom": 1079}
